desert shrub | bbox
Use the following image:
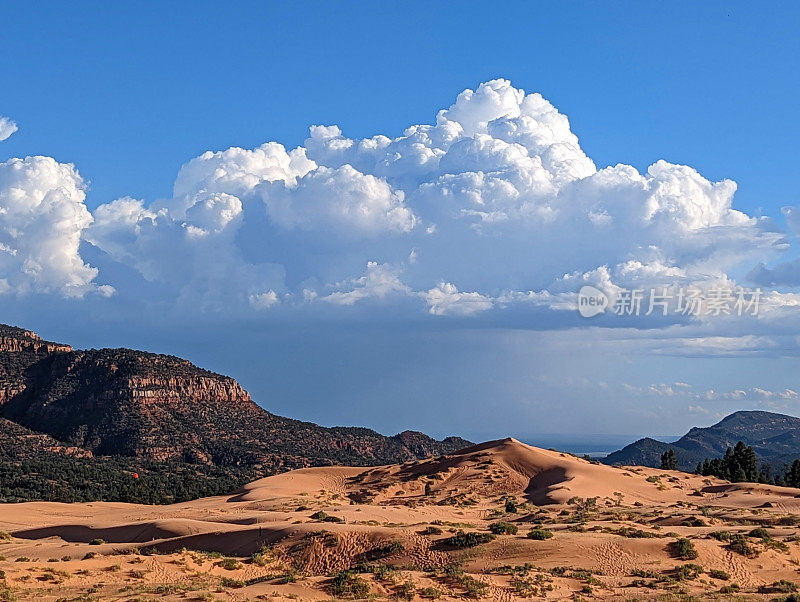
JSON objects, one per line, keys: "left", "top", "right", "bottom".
{"left": 0, "top": 533, "right": 10, "bottom": 542}
{"left": 418, "top": 586, "right": 442, "bottom": 599}
{"left": 615, "top": 527, "right": 656, "bottom": 538}
{"left": 719, "top": 584, "right": 740, "bottom": 593}
{"left": 371, "top": 564, "right": 398, "bottom": 582}
{"left": 461, "top": 575, "right": 489, "bottom": 599}
{"left": 674, "top": 563, "right": 704, "bottom": 580}
{"left": 217, "top": 557, "right": 240, "bottom": 570}
{"left": 219, "top": 577, "right": 245, "bottom": 588}
{"left": 758, "top": 580, "right": 798, "bottom": 594}
{"left": 670, "top": 538, "right": 698, "bottom": 560}
{"left": 709, "top": 568, "right": 730, "bottom": 580}
{"left": 329, "top": 570, "right": 370, "bottom": 598}
{"left": 396, "top": 580, "right": 416, "bottom": 600}
{"left": 89, "top": 538, "right": 105, "bottom": 546}
{"left": 729, "top": 534, "right": 759, "bottom": 557}
{"left": 488, "top": 522, "right": 518, "bottom": 535}
{"left": 275, "top": 572, "right": 297, "bottom": 584}
{"left": 443, "top": 530, "right": 494, "bottom": 548}
{"left": 420, "top": 526, "right": 442, "bottom": 535}
{"left": 363, "top": 541, "right": 404, "bottom": 561}
{"left": 709, "top": 530, "right": 731, "bottom": 541}
{"left": 250, "top": 545, "right": 272, "bottom": 566}
{"left": 527, "top": 528, "right": 553, "bottom": 540}
{"left": 749, "top": 527, "right": 771, "bottom": 539}
{"left": 310, "top": 511, "right": 345, "bottom": 523}
{"left": 505, "top": 499, "right": 518, "bottom": 513}
{"left": 765, "top": 538, "right": 790, "bottom": 553}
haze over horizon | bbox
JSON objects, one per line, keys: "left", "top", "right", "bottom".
{"left": 3, "top": 2, "right": 800, "bottom": 442}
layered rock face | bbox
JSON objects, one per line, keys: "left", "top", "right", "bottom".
{"left": 0, "top": 325, "right": 73, "bottom": 405}
{"left": 0, "top": 324, "right": 470, "bottom": 471}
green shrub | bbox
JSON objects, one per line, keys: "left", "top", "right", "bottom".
{"left": 461, "top": 575, "right": 489, "bottom": 598}
{"left": 217, "top": 557, "right": 241, "bottom": 570}
{"left": 671, "top": 538, "right": 698, "bottom": 560}
{"left": 219, "top": 577, "right": 245, "bottom": 588}
{"left": 396, "top": 580, "right": 416, "bottom": 600}
{"left": 729, "top": 534, "right": 759, "bottom": 557}
{"left": 372, "top": 564, "right": 397, "bottom": 582}
{"left": 89, "top": 538, "right": 105, "bottom": 546}
{"left": 250, "top": 546, "right": 272, "bottom": 566}
{"left": 709, "top": 568, "right": 730, "bottom": 580}
{"left": 674, "top": 563, "right": 704, "bottom": 580}
{"left": 749, "top": 527, "right": 770, "bottom": 539}
{"left": 758, "top": 580, "right": 798, "bottom": 594}
{"left": 709, "top": 530, "right": 730, "bottom": 541}
{"left": 418, "top": 586, "right": 442, "bottom": 599}
{"left": 505, "top": 499, "right": 518, "bottom": 513}
{"left": 488, "top": 522, "right": 518, "bottom": 535}
{"left": 527, "top": 528, "right": 554, "bottom": 540}
{"left": 420, "top": 526, "right": 442, "bottom": 535}
{"left": 363, "top": 541, "right": 404, "bottom": 561}
{"left": 329, "top": 570, "right": 370, "bottom": 598}
{"left": 443, "top": 530, "right": 495, "bottom": 548}
{"left": 615, "top": 527, "right": 656, "bottom": 538}
{"left": 310, "top": 511, "right": 345, "bottom": 523}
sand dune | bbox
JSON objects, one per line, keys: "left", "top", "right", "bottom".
{"left": 1, "top": 438, "right": 800, "bottom": 600}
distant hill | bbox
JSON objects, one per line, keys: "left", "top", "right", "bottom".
{"left": 0, "top": 323, "right": 470, "bottom": 502}
{"left": 604, "top": 410, "right": 800, "bottom": 470}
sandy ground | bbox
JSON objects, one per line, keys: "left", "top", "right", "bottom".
{"left": 1, "top": 438, "right": 800, "bottom": 600}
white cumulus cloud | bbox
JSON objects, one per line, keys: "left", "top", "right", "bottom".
{"left": 0, "top": 156, "right": 108, "bottom": 297}
{"left": 2, "top": 79, "right": 791, "bottom": 320}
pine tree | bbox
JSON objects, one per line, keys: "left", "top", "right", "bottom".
{"left": 660, "top": 449, "right": 679, "bottom": 470}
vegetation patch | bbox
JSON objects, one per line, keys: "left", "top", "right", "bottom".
{"left": 442, "top": 530, "right": 495, "bottom": 548}
{"left": 670, "top": 538, "right": 698, "bottom": 560}
{"left": 488, "top": 521, "right": 518, "bottom": 535}
{"left": 527, "top": 528, "right": 554, "bottom": 540}
{"left": 329, "top": 570, "right": 370, "bottom": 599}
{"left": 310, "top": 511, "right": 345, "bottom": 523}
{"left": 728, "top": 534, "right": 759, "bottom": 558}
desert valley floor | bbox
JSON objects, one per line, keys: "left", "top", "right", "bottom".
{"left": 1, "top": 439, "right": 800, "bottom": 601}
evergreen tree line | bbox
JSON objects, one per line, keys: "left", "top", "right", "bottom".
{"left": 0, "top": 455, "right": 262, "bottom": 504}
{"left": 660, "top": 442, "right": 800, "bottom": 487}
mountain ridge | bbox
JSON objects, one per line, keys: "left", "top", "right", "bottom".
{"left": 603, "top": 410, "right": 800, "bottom": 470}
{"left": 0, "top": 323, "right": 471, "bottom": 502}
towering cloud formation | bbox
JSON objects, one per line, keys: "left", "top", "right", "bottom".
{"left": 0, "top": 81, "right": 787, "bottom": 317}
{"left": 0, "top": 156, "right": 111, "bottom": 297}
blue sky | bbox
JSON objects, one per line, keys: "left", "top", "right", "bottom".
{"left": 3, "top": 2, "right": 800, "bottom": 443}
{"left": 4, "top": 2, "right": 799, "bottom": 214}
